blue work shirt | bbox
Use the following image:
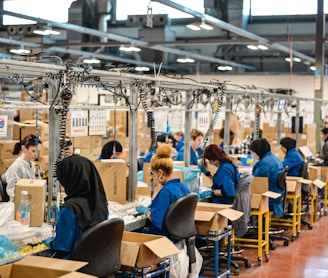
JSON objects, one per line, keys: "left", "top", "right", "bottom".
{"left": 282, "top": 148, "right": 304, "bottom": 177}
{"left": 211, "top": 162, "right": 239, "bottom": 204}
{"left": 175, "top": 137, "right": 184, "bottom": 152}
{"left": 252, "top": 151, "right": 284, "bottom": 216}
{"left": 143, "top": 150, "right": 156, "bottom": 163}
{"left": 176, "top": 146, "right": 203, "bottom": 167}
{"left": 53, "top": 207, "right": 83, "bottom": 259}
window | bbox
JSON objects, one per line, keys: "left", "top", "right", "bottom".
{"left": 116, "top": 0, "right": 204, "bottom": 20}
{"left": 3, "top": 0, "right": 76, "bottom": 25}
{"left": 248, "top": 0, "right": 327, "bottom": 16}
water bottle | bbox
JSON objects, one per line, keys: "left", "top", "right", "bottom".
{"left": 16, "top": 190, "right": 30, "bottom": 226}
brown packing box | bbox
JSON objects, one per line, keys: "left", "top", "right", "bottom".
{"left": 194, "top": 202, "right": 243, "bottom": 236}
{"left": 0, "top": 158, "right": 16, "bottom": 172}
{"left": 39, "top": 140, "right": 49, "bottom": 156}
{"left": 286, "top": 177, "right": 312, "bottom": 195}
{"left": 120, "top": 231, "right": 179, "bottom": 270}
{"left": 251, "top": 177, "right": 281, "bottom": 210}
{"left": 14, "top": 179, "right": 46, "bottom": 227}
{"left": 94, "top": 159, "right": 128, "bottom": 204}
{"left": 298, "top": 146, "right": 313, "bottom": 159}
{"left": 73, "top": 135, "right": 103, "bottom": 149}
{"left": 308, "top": 166, "right": 321, "bottom": 181}
{"left": 135, "top": 186, "right": 151, "bottom": 201}
{"left": 321, "top": 166, "right": 328, "bottom": 181}
{"left": 38, "top": 155, "right": 49, "bottom": 171}
{"left": 13, "top": 121, "right": 49, "bottom": 141}
{"left": 0, "top": 256, "right": 96, "bottom": 278}
{"left": 0, "top": 140, "right": 17, "bottom": 160}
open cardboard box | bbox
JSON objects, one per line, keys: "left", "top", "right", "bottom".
{"left": 251, "top": 177, "right": 281, "bottom": 211}
{"left": 286, "top": 177, "right": 312, "bottom": 195}
{"left": 0, "top": 256, "right": 96, "bottom": 278}
{"left": 308, "top": 166, "right": 321, "bottom": 181}
{"left": 120, "top": 231, "right": 179, "bottom": 270}
{"left": 194, "top": 202, "right": 243, "bottom": 236}
{"left": 298, "top": 146, "right": 314, "bottom": 159}
{"left": 311, "top": 179, "right": 326, "bottom": 196}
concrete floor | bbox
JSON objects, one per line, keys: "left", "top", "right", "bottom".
{"left": 228, "top": 214, "right": 328, "bottom": 277}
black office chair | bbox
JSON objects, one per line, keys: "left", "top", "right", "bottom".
{"left": 71, "top": 217, "right": 124, "bottom": 278}
{"left": 269, "top": 166, "right": 290, "bottom": 249}
{"left": 0, "top": 173, "right": 9, "bottom": 202}
{"left": 163, "top": 193, "right": 198, "bottom": 273}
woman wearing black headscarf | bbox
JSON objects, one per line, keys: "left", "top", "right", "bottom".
{"left": 249, "top": 139, "right": 284, "bottom": 216}
{"left": 99, "top": 140, "right": 123, "bottom": 159}
{"left": 280, "top": 137, "right": 304, "bottom": 176}
{"left": 52, "top": 155, "right": 108, "bottom": 259}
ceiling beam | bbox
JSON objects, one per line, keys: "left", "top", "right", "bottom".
{"left": 2, "top": 10, "right": 256, "bottom": 71}
{"left": 152, "top": 0, "right": 316, "bottom": 64}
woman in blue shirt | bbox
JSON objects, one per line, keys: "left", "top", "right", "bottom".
{"left": 136, "top": 144, "right": 190, "bottom": 239}
{"left": 249, "top": 139, "right": 284, "bottom": 216}
{"left": 52, "top": 155, "right": 108, "bottom": 259}
{"left": 280, "top": 137, "right": 304, "bottom": 176}
{"left": 177, "top": 129, "right": 203, "bottom": 167}
{"left": 202, "top": 144, "right": 239, "bottom": 204}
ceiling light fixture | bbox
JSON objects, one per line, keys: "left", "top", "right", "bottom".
{"left": 176, "top": 57, "right": 195, "bottom": 63}
{"left": 9, "top": 47, "right": 31, "bottom": 55}
{"left": 200, "top": 19, "right": 214, "bottom": 31}
{"left": 33, "top": 24, "right": 60, "bottom": 36}
{"left": 310, "top": 66, "right": 316, "bottom": 71}
{"left": 285, "top": 57, "right": 302, "bottom": 62}
{"left": 83, "top": 58, "right": 101, "bottom": 64}
{"left": 186, "top": 18, "right": 214, "bottom": 31}
{"left": 135, "top": 66, "right": 150, "bottom": 71}
{"left": 257, "top": 44, "right": 268, "bottom": 50}
{"left": 247, "top": 45, "right": 258, "bottom": 50}
{"left": 119, "top": 45, "right": 141, "bottom": 52}
{"left": 217, "top": 65, "right": 233, "bottom": 71}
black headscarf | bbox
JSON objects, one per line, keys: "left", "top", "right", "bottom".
{"left": 249, "top": 138, "right": 271, "bottom": 159}
{"left": 280, "top": 137, "right": 296, "bottom": 152}
{"left": 100, "top": 140, "right": 123, "bottom": 159}
{"left": 56, "top": 155, "right": 108, "bottom": 231}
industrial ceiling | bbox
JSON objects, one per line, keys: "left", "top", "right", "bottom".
{"left": 0, "top": 0, "right": 325, "bottom": 76}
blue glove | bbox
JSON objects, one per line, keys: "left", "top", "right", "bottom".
{"left": 136, "top": 205, "right": 149, "bottom": 215}
{"left": 199, "top": 162, "right": 211, "bottom": 176}
{"left": 200, "top": 190, "right": 213, "bottom": 200}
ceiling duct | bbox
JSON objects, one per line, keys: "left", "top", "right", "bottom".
{"left": 138, "top": 25, "right": 175, "bottom": 66}
{"left": 126, "top": 14, "right": 169, "bottom": 27}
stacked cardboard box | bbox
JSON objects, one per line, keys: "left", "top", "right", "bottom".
{"left": 73, "top": 135, "right": 103, "bottom": 161}
{"left": 0, "top": 140, "right": 18, "bottom": 172}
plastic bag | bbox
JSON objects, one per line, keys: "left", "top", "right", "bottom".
{"left": 0, "top": 202, "right": 15, "bottom": 228}
{"left": 168, "top": 240, "right": 203, "bottom": 278}
{"left": 174, "top": 166, "right": 200, "bottom": 194}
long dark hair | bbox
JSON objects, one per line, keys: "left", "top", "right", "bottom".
{"left": 13, "top": 134, "right": 42, "bottom": 155}
{"left": 203, "top": 144, "right": 232, "bottom": 167}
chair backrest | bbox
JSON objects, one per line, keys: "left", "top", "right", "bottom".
{"left": 299, "top": 161, "right": 308, "bottom": 179}
{"left": 163, "top": 193, "right": 198, "bottom": 240}
{"left": 278, "top": 166, "right": 289, "bottom": 191}
{"left": 0, "top": 173, "right": 9, "bottom": 202}
{"left": 71, "top": 218, "right": 124, "bottom": 277}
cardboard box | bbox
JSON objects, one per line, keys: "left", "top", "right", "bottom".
{"left": 13, "top": 121, "right": 49, "bottom": 141}
{"left": 0, "top": 158, "right": 16, "bottom": 172}
{"left": 321, "top": 166, "right": 328, "bottom": 181}
{"left": 135, "top": 185, "right": 151, "bottom": 201}
{"left": 286, "top": 177, "right": 312, "bottom": 195}
{"left": 15, "top": 179, "right": 46, "bottom": 227}
{"left": 38, "top": 155, "right": 49, "bottom": 171}
{"left": 94, "top": 159, "right": 128, "bottom": 204}
{"left": 0, "top": 256, "right": 95, "bottom": 278}
{"left": 308, "top": 166, "right": 321, "bottom": 181}
{"left": 0, "top": 140, "right": 17, "bottom": 160}
{"left": 250, "top": 177, "right": 281, "bottom": 210}
{"left": 298, "top": 146, "right": 314, "bottom": 158}
{"left": 194, "top": 202, "right": 243, "bottom": 236}
{"left": 120, "top": 231, "right": 179, "bottom": 270}
{"left": 39, "top": 140, "right": 49, "bottom": 156}
{"left": 73, "top": 136, "right": 103, "bottom": 149}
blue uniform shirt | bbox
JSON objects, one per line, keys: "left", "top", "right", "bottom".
{"left": 252, "top": 151, "right": 284, "bottom": 216}
{"left": 175, "top": 137, "right": 184, "bottom": 152}
{"left": 282, "top": 148, "right": 304, "bottom": 177}
{"left": 53, "top": 207, "right": 83, "bottom": 259}
{"left": 211, "top": 162, "right": 239, "bottom": 204}
{"left": 177, "top": 146, "right": 203, "bottom": 166}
